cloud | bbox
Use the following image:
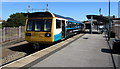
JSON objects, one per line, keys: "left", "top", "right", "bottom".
{"left": 2, "top": 0, "right": 120, "bottom": 2}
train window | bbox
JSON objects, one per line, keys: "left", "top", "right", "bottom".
{"left": 77, "top": 24, "right": 79, "bottom": 27}
{"left": 79, "top": 24, "right": 81, "bottom": 27}
{"left": 66, "top": 21, "right": 68, "bottom": 26}
{"left": 27, "top": 20, "right": 34, "bottom": 31}
{"left": 27, "top": 19, "right": 52, "bottom": 32}
{"left": 35, "top": 23, "right": 41, "bottom": 31}
{"left": 66, "top": 21, "right": 69, "bottom": 28}
{"left": 68, "top": 22, "right": 70, "bottom": 28}
{"left": 44, "top": 19, "right": 52, "bottom": 31}
{"left": 35, "top": 20, "right": 44, "bottom": 31}
{"left": 56, "top": 19, "right": 61, "bottom": 29}
{"left": 70, "top": 23, "right": 72, "bottom": 28}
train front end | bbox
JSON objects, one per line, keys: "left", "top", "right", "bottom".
{"left": 25, "top": 12, "right": 54, "bottom": 44}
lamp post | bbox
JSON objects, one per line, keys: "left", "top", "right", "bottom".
{"left": 108, "top": 0, "right": 111, "bottom": 41}
{"left": 91, "top": 16, "right": 93, "bottom": 34}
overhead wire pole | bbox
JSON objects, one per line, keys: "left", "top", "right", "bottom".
{"left": 99, "top": 8, "right": 101, "bottom": 15}
{"left": 108, "top": 0, "right": 111, "bottom": 41}
{"left": 28, "top": 5, "right": 30, "bottom": 13}
{"left": 26, "top": 5, "right": 30, "bottom": 19}
{"left": 46, "top": 4, "right": 49, "bottom": 12}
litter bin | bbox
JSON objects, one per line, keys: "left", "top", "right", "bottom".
{"left": 112, "top": 39, "right": 120, "bottom": 53}
{"left": 110, "top": 31, "right": 115, "bottom": 38}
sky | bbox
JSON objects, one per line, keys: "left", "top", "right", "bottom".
{"left": 1, "top": 2, "right": 119, "bottom": 21}
{"left": 1, "top": 0, "right": 120, "bottom": 2}
{"left": 118, "top": 1, "right": 120, "bottom": 18}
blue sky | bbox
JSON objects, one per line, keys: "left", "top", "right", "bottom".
{"left": 1, "top": 2, "right": 118, "bottom": 21}
{"left": 1, "top": 0, "right": 120, "bottom": 2}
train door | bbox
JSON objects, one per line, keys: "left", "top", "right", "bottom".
{"left": 62, "top": 20, "right": 65, "bottom": 38}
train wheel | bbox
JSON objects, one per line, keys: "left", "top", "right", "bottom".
{"left": 32, "top": 43, "right": 40, "bottom": 50}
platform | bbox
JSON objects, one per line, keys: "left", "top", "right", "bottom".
{"left": 27, "top": 34, "right": 118, "bottom": 67}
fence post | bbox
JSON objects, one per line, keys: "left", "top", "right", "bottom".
{"left": 10, "top": 27, "right": 12, "bottom": 41}
{"left": 19, "top": 26, "right": 21, "bottom": 38}
{"left": 0, "top": 29, "right": 2, "bottom": 43}
{"left": 21, "top": 26, "right": 24, "bottom": 39}
{"left": 3, "top": 27, "right": 5, "bottom": 42}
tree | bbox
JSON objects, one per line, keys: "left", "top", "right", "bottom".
{"left": 3, "top": 13, "right": 27, "bottom": 27}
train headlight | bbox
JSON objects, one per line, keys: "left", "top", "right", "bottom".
{"left": 26, "top": 33, "right": 31, "bottom": 36}
{"left": 45, "top": 33, "right": 51, "bottom": 37}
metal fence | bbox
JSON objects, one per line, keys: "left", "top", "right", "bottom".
{"left": 0, "top": 26, "right": 25, "bottom": 43}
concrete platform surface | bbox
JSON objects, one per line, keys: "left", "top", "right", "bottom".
{"left": 30, "top": 34, "right": 117, "bottom": 67}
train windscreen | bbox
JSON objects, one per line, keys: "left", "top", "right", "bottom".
{"left": 26, "top": 19, "right": 52, "bottom": 32}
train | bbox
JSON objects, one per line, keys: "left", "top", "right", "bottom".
{"left": 24, "top": 12, "right": 85, "bottom": 48}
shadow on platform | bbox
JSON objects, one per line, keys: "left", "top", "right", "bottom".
{"left": 101, "top": 48, "right": 120, "bottom": 55}
{"left": 101, "top": 48, "right": 112, "bottom": 54}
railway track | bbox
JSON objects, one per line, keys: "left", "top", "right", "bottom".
{"left": 1, "top": 33, "right": 84, "bottom": 67}
{"left": 1, "top": 41, "right": 52, "bottom": 66}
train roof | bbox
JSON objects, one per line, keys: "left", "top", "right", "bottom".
{"left": 53, "top": 13, "right": 82, "bottom": 24}
{"left": 53, "top": 13, "right": 74, "bottom": 20}
{"left": 24, "top": 12, "right": 82, "bottom": 23}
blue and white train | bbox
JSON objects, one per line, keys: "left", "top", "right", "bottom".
{"left": 25, "top": 12, "right": 85, "bottom": 46}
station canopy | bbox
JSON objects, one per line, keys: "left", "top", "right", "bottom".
{"left": 86, "top": 15, "right": 113, "bottom": 24}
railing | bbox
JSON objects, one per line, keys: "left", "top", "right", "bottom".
{"left": 0, "top": 26, "right": 25, "bottom": 43}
